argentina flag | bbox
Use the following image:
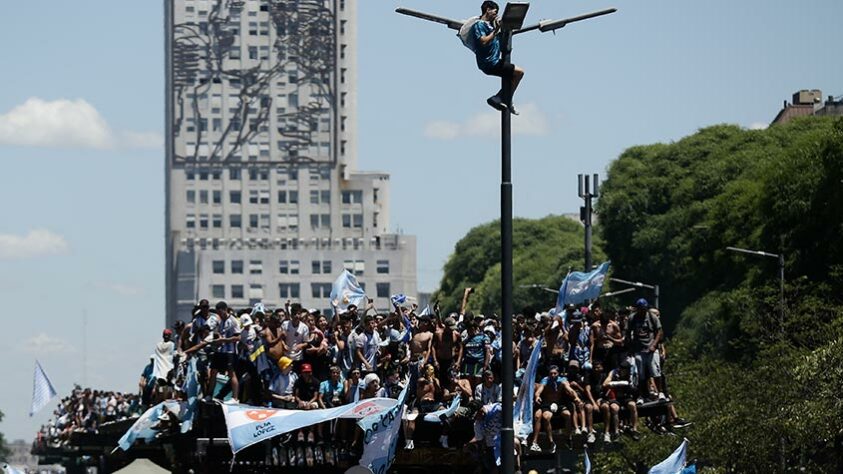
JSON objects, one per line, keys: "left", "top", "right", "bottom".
{"left": 330, "top": 270, "right": 367, "bottom": 310}
{"left": 30, "top": 360, "right": 57, "bottom": 417}
{"left": 649, "top": 438, "right": 689, "bottom": 474}
{"left": 513, "top": 337, "right": 542, "bottom": 440}
{"left": 556, "top": 261, "right": 610, "bottom": 309}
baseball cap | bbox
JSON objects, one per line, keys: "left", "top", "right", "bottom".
{"left": 363, "top": 373, "right": 380, "bottom": 387}
{"left": 239, "top": 315, "right": 253, "bottom": 326}
{"left": 300, "top": 363, "right": 313, "bottom": 373}
{"left": 444, "top": 317, "right": 457, "bottom": 329}
{"left": 162, "top": 329, "right": 173, "bottom": 337}
{"left": 635, "top": 298, "right": 649, "bottom": 308}
{"left": 277, "top": 357, "right": 293, "bottom": 370}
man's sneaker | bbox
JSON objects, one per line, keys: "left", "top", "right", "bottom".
{"left": 549, "top": 442, "right": 556, "bottom": 454}
{"left": 509, "top": 103, "right": 519, "bottom": 115}
{"left": 223, "top": 398, "right": 239, "bottom": 405}
{"left": 439, "top": 435, "right": 449, "bottom": 449}
{"left": 404, "top": 439, "right": 414, "bottom": 450}
{"left": 520, "top": 438, "right": 528, "bottom": 447}
{"left": 630, "top": 430, "right": 641, "bottom": 442}
{"left": 587, "top": 431, "right": 596, "bottom": 444}
{"left": 529, "top": 442, "right": 541, "bottom": 453}
{"left": 657, "top": 392, "right": 667, "bottom": 401}
{"left": 636, "top": 397, "right": 644, "bottom": 406}
{"left": 574, "top": 427, "right": 582, "bottom": 436}
{"left": 486, "top": 95, "right": 506, "bottom": 112}
{"left": 671, "top": 418, "right": 692, "bottom": 429}
{"left": 603, "top": 432, "right": 611, "bottom": 443}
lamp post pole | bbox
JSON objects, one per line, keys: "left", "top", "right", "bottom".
{"left": 499, "top": 27, "right": 516, "bottom": 474}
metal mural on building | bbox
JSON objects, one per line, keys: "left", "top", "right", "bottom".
{"left": 172, "top": 0, "right": 336, "bottom": 163}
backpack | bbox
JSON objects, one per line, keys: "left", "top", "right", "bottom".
{"left": 457, "top": 16, "right": 481, "bottom": 52}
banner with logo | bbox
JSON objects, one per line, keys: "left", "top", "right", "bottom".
{"left": 219, "top": 397, "right": 398, "bottom": 455}
{"left": 358, "top": 384, "right": 408, "bottom": 473}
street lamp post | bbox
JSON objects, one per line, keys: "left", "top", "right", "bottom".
{"left": 725, "top": 246, "right": 786, "bottom": 334}
{"left": 396, "top": 5, "right": 617, "bottom": 472}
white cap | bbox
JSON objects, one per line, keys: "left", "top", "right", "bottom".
{"left": 240, "top": 315, "right": 253, "bottom": 326}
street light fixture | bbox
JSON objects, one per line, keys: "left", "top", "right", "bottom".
{"left": 396, "top": 4, "right": 617, "bottom": 471}
{"left": 610, "top": 277, "right": 660, "bottom": 308}
{"left": 725, "top": 246, "right": 786, "bottom": 333}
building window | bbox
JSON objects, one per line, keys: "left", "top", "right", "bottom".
{"left": 199, "top": 190, "right": 208, "bottom": 204}
{"left": 377, "top": 260, "right": 390, "bottom": 274}
{"left": 231, "top": 260, "right": 243, "bottom": 274}
{"left": 260, "top": 213, "right": 270, "bottom": 230}
{"left": 311, "top": 283, "right": 332, "bottom": 298}
{"left": 322, "top": 260, "right": 332, "bottom": 274}
{"left": 353, "top": 214, "right": 363, "bottom": 228}
{"left": 249, "top": 284, "right": 263, "bottom": 300}
{"left": 376, "top": 283, "right": 390, "bottom": 298}
{"left": 310, "top": 190, "right": 319, "bottom": 204}
{"left": 278, "top": 190, "right": 287, "bottom": 203}
{"left": 186, "top": 214, "right": 196, "bottom": 229}
{"left": 259, "top": 189, "right": 270, "bottom": 204}
{"left": 212, "top": 285, "right": 225, "bottom": 299}
{"left": 186, "top": 190, "right": 196, "bottom": 204}
{"left": 342, "top": 214, "right": 351, "bottom": 228}
{"left": 230, "top": 190, "right": 241, "bottom": 204}
{"left": 231, "top": 285, "right": 244, "bottom": 299}
{"left": 277, "top": 214, "right": 299, "bottom": 232}
{"left": 199, "top": 214, "right": 209, "bottom": 229}
{"left": 212, "top": 190, "right": 222, "bottom": 204}
{"left": 230, "top": 214, "right": 242, "bottom": 228}
{"left": 279, "top": 260, "right": 289, "bottom": 274}
{"left": 249, "top": 260, "right": 263, "bottom": 275}
{"left": 289, "top": 191, "right": 298, "bottom": 204}
{"left": 344, "top": 259, "right": 364, "bottom": 276}
{"left": 249, "top": 190, "right": 259, "bottom": 204}
{"left": 230, "top": 168, "right": 241, "bottom": 180}
{"left": 213, "top": 260, "right": 225, "bottom": 274}
{"left": 279, "top": 283, "right": 300, "bottom": 299}
{"left": 186, "top": 170, "right": 195, "bottom": 180}
{"left": 341, "top": 190, "right": 363, "bottom": 204}
{"left": 290, "top": 260, "right": 299, "bottom": 275}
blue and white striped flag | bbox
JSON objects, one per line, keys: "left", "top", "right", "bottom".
{"left": 358, "top": 382, "right": 409, "bottom": 473}
{"left": 513, "top": 337, "right": 542, "bottom": 440}
{"left": 649, "top": 438, "right": 689, "bottom": 474}
{"left": 423, "top": 395, "right": 461, "bottom": 423}
{"left": 585, "top": 449, "right": 592, "bottom": 474}
{"left": 330, "top": 270, "right": 367, "bottom": 310}
{"left": 30, "top": 360, "right": 57, "bottom": 417}
{"left": 555, "top": 261, "right": 610, "bottom": 311}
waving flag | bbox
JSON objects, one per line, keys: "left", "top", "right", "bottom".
{"left": 117, "top": 401, "right": 182, "bottom": 451}
{"left": 555, "top": 261, "right": 610, "bottom": 310}
{"left": 219, "top": 398, "right": 398, "bottom": 455}
{"left": 330, "top": 270, "right": 367, "bottom": 310}
{"left": 358, "top": 383, "right": 408, "bottom": 473}
{"left": 423, "top": 395, "right": 461, "bottom": 423}
{"left": 649, "top": 438, "right": 689, "bottom": 474}
{"left": 513, "top": 337, "right": 542, "bottom": 440}
{"left": 180, "top": 358, "right": 200, "bottom": 433}
{"left": 30, "top": 360, "right": 57, "bottom": 417}
{"left": 585, "top": 449, "right": 592, "bottom": 474}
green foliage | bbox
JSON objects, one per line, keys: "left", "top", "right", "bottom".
{"left": 0, "top": 409, "right": 10, "bottom": 459}
{"left": 434, "top": 215, "right": 605, "bottom": 315}
{"left": 595, "top": 116, "right": 843, "bottom": 472}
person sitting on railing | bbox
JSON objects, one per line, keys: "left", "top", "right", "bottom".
{"left": 602, "top": 358, "right": 640, "bottom": 441}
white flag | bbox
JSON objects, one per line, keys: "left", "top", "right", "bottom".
{"left": 30, "top": 360, "right": 57, "bottom": 417}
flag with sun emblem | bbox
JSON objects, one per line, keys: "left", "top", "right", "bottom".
{"left": 329, "top": 270, "right": 367, "bottom": 310}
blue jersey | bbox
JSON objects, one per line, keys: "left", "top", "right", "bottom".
{"left": 472, "top": 21, "right": 500, "bottom": 71}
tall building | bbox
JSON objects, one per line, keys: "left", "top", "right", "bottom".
{"left": 165, "top": 0, "right": 416, "bottom": 325}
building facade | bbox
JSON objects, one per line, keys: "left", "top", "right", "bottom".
{"left": 771, "top": 89, "right": 843, "bottom": 125}
{"left": 165, "top": 0, "right": 416, "bottom": 325}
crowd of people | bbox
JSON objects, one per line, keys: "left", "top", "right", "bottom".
{"left": 35, "top": 387, "right": 143, "bottom": 448}
{"left": 35, "top": 288, "right": 689, "bottom": 470}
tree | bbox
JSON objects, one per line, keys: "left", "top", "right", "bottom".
{"left": 0, "top": 409, "right": 10, "bottom": 460}
{"left": 434, "top": 215, "right": 605, "bottom": 315}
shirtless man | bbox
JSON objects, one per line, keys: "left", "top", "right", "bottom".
{"left": 433, "top": 316, "right": 460, "bottom": 382}
{"left": 591, "top": 307, "right": 624, "bottom": 370}
{"left": 409, "top": 315, "right": 434, "bottom": 366}
{"left": 530, "top": 365, "right": 582, "bottom": 453}
{"left": 404, "top": 364, "right": 443, "bottom": 450}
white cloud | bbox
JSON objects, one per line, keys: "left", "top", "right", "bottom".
{"left": 20, "top": 333, "right": 76, "bottom": 354}
{"left": 0, "top": 230, "right": 68, "bottom": 260}
{"left": 0, "top": 97, "right": 162, "bottom": 150}
{"left": 423, "top": 102, "right": 550, "bottom": 140}
{"left": 748, "top": 122, "right": 769, "bottom": 130}
{"left": 94, "top": 282, "right": 145, "bottom": 297}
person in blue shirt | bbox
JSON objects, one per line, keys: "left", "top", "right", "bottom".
{"left": 473, "top": 1, "right": 526, "bottom": 113}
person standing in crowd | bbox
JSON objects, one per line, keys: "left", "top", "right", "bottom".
{"left": 626, "top": 299, "right": 664, "bottom": 403}
{"left": 461, "top": 321, "right": 492, "bottom": 386}
{"left": 207, "top": 301, "right": 241, "bottom": 404}
{"left": 152, "top": 329, "right": 175, "bottom": 403}
{"left": 282, "top": 304, "right": 310, "bottom": 370}
{"left": 474, "top": 369, "right": 502, "bottom": 405}
{"left": 409, "top": 314, "right": 434, "bottom": 368}
{"left": 354, "top": 315, "right": 381, "bottom": 374}
{"left": 591, "top": 306, "right": 624, "bottom": 370}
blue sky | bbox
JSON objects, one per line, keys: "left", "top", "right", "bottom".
{"left": 0, "top": 0, "right": 841, "bottom": 441}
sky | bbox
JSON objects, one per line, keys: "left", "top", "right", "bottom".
{"left": 0, "top": 0, "right": 841, "bottom": 441}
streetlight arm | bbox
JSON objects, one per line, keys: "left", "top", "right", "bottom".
{"left": 395, "top": 8, "right": 464, "bottom": 30}
{"left": 610, "top": 277, "right": 656, "bottom": 290}
{"left": 601, "top": 287, "right": 637, "bottom": 298}
{"left": 514, "top": 7, "right": 617, "bottom": 35}
{"left": 726, "top": 246, "right": 779, "bottom": 259}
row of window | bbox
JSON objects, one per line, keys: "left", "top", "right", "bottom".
{"left": 184, "top": 166, "right": 331, "bottom": 182}
{"left": 211, "top": 282, "right": 391, "bottom": 300}
{"left": 185, "top": 212, "right": 364, "bottom": 230}
{"left": 211, "top": 259, "right": 389, "bottom": 276}
{"left": 187, "top": 189, "right": 363, "bottom": 207}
